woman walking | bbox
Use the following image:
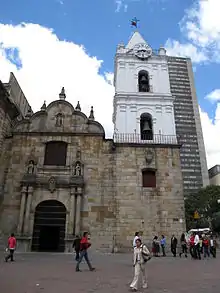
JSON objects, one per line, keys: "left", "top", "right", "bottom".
{"left": 130, "top": 238, "right": 151, "bottom": 291}
{"left": 152, "top": 236, "right": 160, "bottom": 257}
{"left": 179, "top": 233, "right": 187, "bottom": 258}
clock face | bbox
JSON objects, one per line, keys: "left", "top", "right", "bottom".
{"left": 133, "top": 43, "right": 152, "bottom": 60}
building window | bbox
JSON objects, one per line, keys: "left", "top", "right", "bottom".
{"left": 140, "top": 113, "right": 153, "bottom": 140}
{"left": 138, "top": 70, "right": 150, "bottom": 92}
{"left": 142, "top": 169, "right": 156, "bottom": 188}
{"left": 44, "top": 141, "right": 67, "bottom": 166}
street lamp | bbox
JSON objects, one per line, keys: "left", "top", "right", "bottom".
{"left": 217, "top": 199, "right": 220, "bottom": 204}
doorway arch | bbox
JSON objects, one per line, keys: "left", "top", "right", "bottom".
{"left": 31, "top": 200, "right": 66, "bottom": 252}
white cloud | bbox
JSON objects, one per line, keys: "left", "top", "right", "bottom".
{"left": 165, "top": 39, "right": 208, "bottom": 63}
{"left": 205, "top": 89, "right": 220, "bottom": 103}
{"left": 115, "top": 0, "right": 123, "bottom": 12}
{"left": 200, "top": 104, "right": 220, "bottom": 168}
{"left": 115, "top": 0, "right": 128, "bottom": 13}
{"left": 166, "top": 0, "right": 220, "bottom": 63}
{"left": 0, "top": 23, "right": 114, "bottom": 137}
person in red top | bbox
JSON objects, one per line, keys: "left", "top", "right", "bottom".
{"left": 5, "top": 233, "right": 16, "bottom": 262}
{"left": 76, "top": 232, "right": 95, "bottom": 272}
{"left": 203, "top": 236, "right": 210, "bottom": 258}
{"left": 189, "top": 234, "right": 195, "bottom": 259}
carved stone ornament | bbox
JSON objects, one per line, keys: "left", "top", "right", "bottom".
{"left": 55, "top": 113, "right": 63, "bottom": 127}
{"left": 74, "top": 162, "right": 82, "bottom": 176}
{"left": 145, "top": 149, "right": 154, "bottom": 165}
{"left": 48, "top": 177, "right": 56, "bottom": 193}
{"left": 26, "top": 160, "right": 35, "bottom": 174}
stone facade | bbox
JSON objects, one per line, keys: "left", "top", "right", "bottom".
{"left": 0, "top": 87, "right": 186, "bottom": 252}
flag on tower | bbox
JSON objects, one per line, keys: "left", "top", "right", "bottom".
{"left": 130, "top": 17, "right": 139, "bottom": 28}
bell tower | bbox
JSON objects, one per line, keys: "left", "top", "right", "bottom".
{"left": 113, "top": 32, "right": 177, "bottom": 143}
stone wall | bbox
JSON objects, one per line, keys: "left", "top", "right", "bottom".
{"left": 0, "top": 82, "right": 20, "bottom": 218}
{"left": 114, "top": 145, "right": 185, "bottom": 250}
{"left": 0, "top": 132, "right": 186, "bottom": 251}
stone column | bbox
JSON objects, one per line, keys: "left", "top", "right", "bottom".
{"left": 17, "top": 186, "right": 27, "bottom": 235}
{"left": 23, "top": 186, "right": 33, "bottom": 235}
{"left": 68, "top": 188, "right": 76, "bottom": 235}
{"left": 75, "top": 188, "right": 82, "bottom": 235}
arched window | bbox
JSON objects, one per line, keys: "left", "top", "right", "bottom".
{"left": 140, "top": 113, "right": 153, "bottom": 140}
{"left": 142, "top": 169, "right": 156, "bottom": 188}
{"left": 138, "top": 70, "right": 150, "bottom": 92}
{"left": 44, "top": 141, "right": 67, "bottom": 166}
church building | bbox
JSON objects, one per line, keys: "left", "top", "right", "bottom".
{"left": 0, "top": 32, "right": 186, "bottom": 252}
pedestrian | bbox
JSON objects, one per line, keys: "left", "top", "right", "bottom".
{"left": 203, "top": 236, "right": 210, "bottom": 258}
{"left": 133, "top": 232, "right": 140, "bottom": 249}
{"left": 5, "top": 233, "right": 16, "bottom": 262}
{"left": 194, "top": 232, "right": 201, "bottom": 260}
{"left": 210, "top": 235, "right": 217, "bottom": 258}
{"left": 179, "top": 233, "right": 187, "bottom": 258}
{"left": 76, "top": 232, "right": 95, "bottom": 272}
{"left": 160, "top": 235, "right": 166, "bottom": 256}
{"left": 130, "top": 238, "right": 151, "bottom": 291}
{"left": 152, "top": 236, "right": 160, "bottom": 257}
{"left": 171, "top": 235, "right": 177, "bottom": 257}
{"left": 199, "top": 235, "right": 203, "bottom": 255}
{"left": 189, "top": 233, "right": 195, "bottom": 259}
{"left": 73, "top": 235, "right": 81, "bottom": 261}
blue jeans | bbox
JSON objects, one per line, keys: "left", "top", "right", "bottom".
{"left": 204, "top": 246, "right": 210, "bottom": 258}
{"left": 76, "top": 250, "right": 92, "bottom": 270}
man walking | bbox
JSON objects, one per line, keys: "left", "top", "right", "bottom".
{"left": 133, "top": 232, "right": 140, "bottom": 249}
{"left": 171, "top": 235, "right": 177, "bottom": 257}
{"left": 76, "top": 232, "right": 95, "bottom": 272}
{"left": 194, "top": 232, "right": 201, "bottom": 260}
{"left": 160, "top": 235, "right": 166, "bottom": 257}
{"left": 210, "top": 235, "right": 217, "bottom": 258}
{"left": 5, "top": 233, "right": 16, "bottom": 262}
{"left": 73, "top": 235, "right": 81, "bottom": 261}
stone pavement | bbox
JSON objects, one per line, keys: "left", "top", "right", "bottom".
{"left": 0, "top": 251, "right": 219, "bottom": 293}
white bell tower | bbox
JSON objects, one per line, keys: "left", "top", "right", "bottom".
{"left": 113, "top": 32, "right": 177, "bottom": 144}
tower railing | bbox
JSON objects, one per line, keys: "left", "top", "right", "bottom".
{"left": 113, "top": 133, "right": 178, "bottom": 145}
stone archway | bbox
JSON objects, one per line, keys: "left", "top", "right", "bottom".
{"left": 31, "top": 200, "right": 66, "bottom": 252}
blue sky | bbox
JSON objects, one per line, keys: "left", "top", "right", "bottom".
{"left": 0, "top": 0, "right": 220, "bottom": 167}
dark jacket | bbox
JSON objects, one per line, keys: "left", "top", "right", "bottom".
{"left": 73, "top": 238, "right": 81, "bottom": 251}
{"left": 171, "top": 237, "right": 177, "bottom": 247}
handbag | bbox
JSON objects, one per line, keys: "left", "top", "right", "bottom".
{"left": 141, "top": 244, "right": 151, "bottom": 262}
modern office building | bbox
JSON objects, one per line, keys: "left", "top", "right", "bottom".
{"left": 208, "top": 165, "right": 220, "bottom": 186}
{"left": 167, "top": 57, "right": 209, "bottom": 195}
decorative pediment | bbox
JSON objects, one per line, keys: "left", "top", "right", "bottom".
{"left": 12, "top": 90, "right": 105, "bottom": 137}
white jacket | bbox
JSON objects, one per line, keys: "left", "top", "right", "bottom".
{"left": 133, "top": 244, "right": 150, "bottom": 265}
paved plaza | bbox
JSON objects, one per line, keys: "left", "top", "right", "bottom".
{"left": 0, "top": 251, "right": 219, "bottom": 293}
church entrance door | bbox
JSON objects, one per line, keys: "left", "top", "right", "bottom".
{"left": 31, "top": 200, "right": 66, "bottom": 252}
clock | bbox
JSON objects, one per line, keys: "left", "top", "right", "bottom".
{"left": 133, "top": 43, "right": 152, "bottom": 60}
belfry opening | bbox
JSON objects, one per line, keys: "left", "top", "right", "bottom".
{"left": 31, "top": 200, "right": 66, "bottom": 252}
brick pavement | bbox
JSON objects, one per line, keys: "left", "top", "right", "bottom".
{"left": 0, "top": 251, "right": 219, "bottom": 293}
